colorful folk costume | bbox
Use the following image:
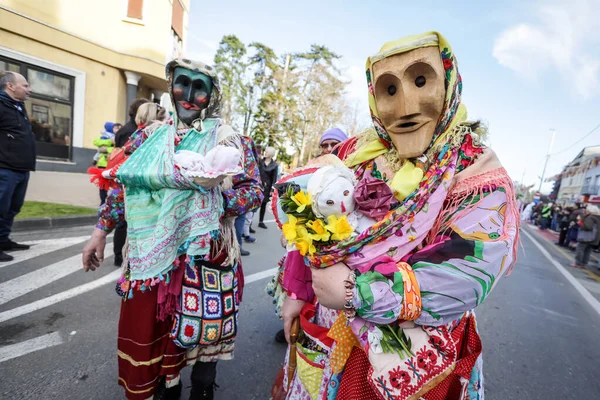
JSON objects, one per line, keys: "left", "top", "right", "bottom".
{"left": 272, "top": 32, "right": 519, "bottom": 400}
{"left": 89, "top": 59, "right": 263, "bottom": 399}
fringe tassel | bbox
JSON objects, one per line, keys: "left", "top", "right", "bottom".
{"left": 156, "top": 255, "right": 186, "bottom": 321}
{"left": 211, "top": 217, "right": 240, "bottom": 266}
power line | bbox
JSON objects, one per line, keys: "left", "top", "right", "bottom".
{"left": 551, "top": 122, "right": 600, "bottom": 156}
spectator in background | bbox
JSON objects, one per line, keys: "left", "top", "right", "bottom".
{"left": 540, "top": 202, "right": 553, "bottom": 230}
{"left": 556, "top": 207, "right": 572, "bottom": 246}
{"left": 572, "top": 205, "right": 600, "bottom": 269}
{"left": 532, "top": 202, "right": 544, "bottom": 225}
{"left": 258, "top": 146, "right": 279, "bottom": 229}
{"left": 93, "top": 122, "right": 117, "bottom": 204}
{"left": 551, "top": 204, "right": 561, "bottom": 231}
{"left": 0, "top": 71, "right": 35, "bottom": 262}
{"left": 566, "top": 204, "right": 587, "bottom": 249}
{"left": 114, "top": 98, "right": 149, "bottom": 148}
{"left": 319, "top": 127, "right": 348, "bottom": 155}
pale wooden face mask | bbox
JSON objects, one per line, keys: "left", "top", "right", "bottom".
{"left": 371, "top": 46, "right": 445, "bottom": 158}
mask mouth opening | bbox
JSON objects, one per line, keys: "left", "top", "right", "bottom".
{"left": 179, "top": 101, "right": 201, "bottom": 111}
{"left": 398, "top": 122, "right": 418, "bottom": 128}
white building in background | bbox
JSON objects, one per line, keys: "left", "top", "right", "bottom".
{"left": 556, "top": 145, "right": 600, "bottom": 205}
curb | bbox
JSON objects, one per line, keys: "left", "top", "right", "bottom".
{"left": 13, "top": 214, "right": 97, "bottom": 232}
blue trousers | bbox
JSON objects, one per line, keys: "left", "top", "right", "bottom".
{"left": 234, "top": 213, "right": 245, "bottom": 247}
{"left": 0, "top": 168, "right": 30, "bottom": 243}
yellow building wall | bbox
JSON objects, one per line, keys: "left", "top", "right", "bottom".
{"left": 1, "top": 0, "right": 184, "bottom": 69}
{"left": 0, "top": 29, "right": 126, "bottom": 149}
{"left": 0, "top": 0, "right": 191, "bottom": 151}
{"left": 0, "top": 2, "right": 168, "bottom": 81}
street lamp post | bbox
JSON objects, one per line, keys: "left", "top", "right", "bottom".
{"left": 538, "top": 129, "right": 556, "bottom": 192}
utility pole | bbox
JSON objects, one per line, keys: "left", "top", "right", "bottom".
{"left": 538, "top": 129, "right": 556, "bottom": 192}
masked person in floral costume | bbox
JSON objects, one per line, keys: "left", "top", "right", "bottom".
{"left": 273, "top": 32, "right": 519, "bottom": 400}
{"left": 82, "top": 58, "right": 263, "bottom": 400}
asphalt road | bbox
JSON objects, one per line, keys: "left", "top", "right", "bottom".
{"left": 1, "top": 220, "right": 599, "bottom": 400}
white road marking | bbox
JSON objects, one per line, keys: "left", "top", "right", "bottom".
{"left": 522, "top": 229, "right": 600, "bottom": 317}
{"left": 0, "top": 249, "right": 114, "bottom": 306}
{"left": 0, "top": 331, "right": 64, "bottom": 363}
{"left": 0, "top": 263, "right": 276, "bottom": 324}
{"left": 262, "top": 219, "right": 276, "bottom": 223}
{"left": 0, "top": 236, "right": 91, "bottom": 269}
{"left": 0, "top": 269, "right": 122, "bottom": 324}
{"left": 245, "top": 267, "right": 278, "bottom": 284}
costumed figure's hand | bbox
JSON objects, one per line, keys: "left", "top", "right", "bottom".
{"left": 281, "top": 296, "right": 305, "bottom": 344}
{"left": 311, "top": 262, "right": 352, "bottom": 310}
{"left": 82, "top": 228, "right": 108, "bottom": 272}
{"left": 193, "top": 174, "right": 227, "bottom": 188}
{"left": 98, "top": 146, "right": 108, "bottom": 153}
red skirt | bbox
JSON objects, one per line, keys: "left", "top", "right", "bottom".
{"left": 117, "top": 255, "right": 244, "bottom": 400}
{"left": 117, "top": 285, "right": 187, "bottom": 400}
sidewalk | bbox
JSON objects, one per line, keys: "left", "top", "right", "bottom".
{"left": 26, "top": 170, "right": 100, "bottom": 209}
{"left": 525, "top": 223, "right": 600, "bottom": 302}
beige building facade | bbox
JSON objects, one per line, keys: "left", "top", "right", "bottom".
{"left": 0, "top": 0, "right": 190, "bottom": 172}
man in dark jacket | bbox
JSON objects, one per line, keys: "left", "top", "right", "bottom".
{"left": 114, "top": 98, "right": 149, "bottom": 148}
{"left": 258, "top": 146, "right": 279, "bottom": 229}
{"left": 573, "top": 205, "right": 600, "bottom": 268}
{"left": 0, "top": 71, "right": 35, "bottom": 262}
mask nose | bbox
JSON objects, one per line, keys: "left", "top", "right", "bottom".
{"left": 183, "top": 85, "right": 194, "bottom": 103}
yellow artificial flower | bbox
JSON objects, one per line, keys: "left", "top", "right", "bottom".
{"left": 306, "top": 219, "right": 330, "bottom": 242}
{"left": 325, "top": 215, "right": 354, "bottom": 241}
{"left": 291, "top": 191, "right": 312, "bottom": 213}
{"left": 282, "top": 214, "right": 298, "bottom": 244}
{"left": 295, "top": 226, "right": 316, "bottom": 255}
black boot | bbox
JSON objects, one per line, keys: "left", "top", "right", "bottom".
{"left": 190, "top": 361, "right": 217, "bottom": 400}
{"left": 154, "top": 379, "right": 182, "bottom": 400}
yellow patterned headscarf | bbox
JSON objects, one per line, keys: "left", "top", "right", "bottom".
{"left": 345, "top": 32, "right": 467, "bottom": 200}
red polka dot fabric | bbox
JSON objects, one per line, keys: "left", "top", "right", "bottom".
{"left": 337, "top": 347, "right": 381, "bottom": 400}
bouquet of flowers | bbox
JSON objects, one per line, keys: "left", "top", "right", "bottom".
{"left": 278, "top": 182, "right": 354, "bottom": 256}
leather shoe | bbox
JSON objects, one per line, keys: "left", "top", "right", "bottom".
{"left": 0, "top": 240, "right": 30, "bottom": 251}
{"left": 258, "top": 222, "right": 267, "bottom": 229}
{"left": 241, "top": 249, "right": 250, "bottom": 256}
{"left": 114, "top": 255, "right": 123, "bottom": 267}
{"left": 0, "top": 251, "right": 14, "bottom": 262}
{"left": 275, "top": 329, "right": 286, "bottom": 344}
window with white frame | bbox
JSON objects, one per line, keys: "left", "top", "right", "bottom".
{"left": 1, "top": 56, "right": 74, "bottom": 160}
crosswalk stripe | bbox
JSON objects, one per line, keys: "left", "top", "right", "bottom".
{"left": 0, "top": 264, "right": 278, "bottom": 324}
{"left": 0, "top": 236, "right": 91, "bottom": 270}
{"left": 0, "top": 331, "right": 64, "bottom": 363}
{"left": 245, "top": 267, "right": 278, "bottom": 284}
{"left": 0, "top": 269, "right": 122, "bottom": 324}
{"left": 0, "top": 248, "right": 114, "bottom": 306}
